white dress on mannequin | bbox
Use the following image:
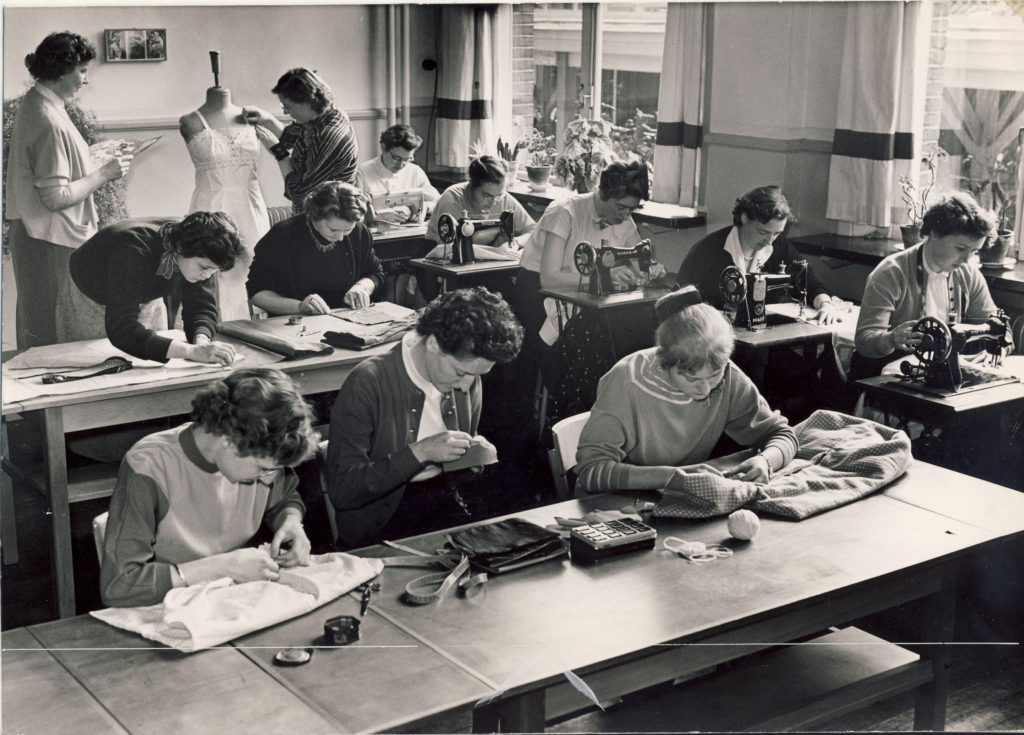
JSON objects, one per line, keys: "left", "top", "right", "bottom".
{"left": 186, "top": 110, "right": 270, "bottom": 321}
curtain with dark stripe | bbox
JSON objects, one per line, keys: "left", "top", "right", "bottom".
{"left": 652, "top": 3, "right": 707, "bottom": 207}
{"left": 435, "top": 6, "right": 496, "bottom": 172}
{"left": 825, "top": 2, "right": 920, "bottom": 226}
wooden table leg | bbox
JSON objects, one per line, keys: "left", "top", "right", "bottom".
{"left": 42, "top": 406, "right": 76, "bottom": 618}
{"left": 1, "top": 416, "right": 19, "bottom": 565}
{"left": 913, "top": 562, "right": 957, "bottom": 730}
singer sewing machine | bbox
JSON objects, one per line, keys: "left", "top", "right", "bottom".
{"left": 573, "top": 240, "right": 658, "bottom": 297}
{"left": 898, "top": 312, "right": 1017, "bottom": 395}
{"left": 435, "top": 211, "right": 515, "bottom": 265}
{"left": 719, "top": 261, "right": 808, "bottom": 331}
{"left": 371, "top": 190, "right": 425, "bottom": 220}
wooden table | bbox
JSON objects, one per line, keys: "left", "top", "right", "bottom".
{"left": 789, "top": 232, "right": 905, "bottom": 267}
{"left": 1, "top": 324, "right": 393, "bottom": 619}
{"left": 730, "top": 309, "right": 835, "bottom": 396}
{"left": 3, "top": 461, "right": 1023, "bottom": 733}
{"left": 369, "top": 222, "right": 432, "bottom": 264}
{"left": 408, "top": 257, "right": 521, "bottom": 294}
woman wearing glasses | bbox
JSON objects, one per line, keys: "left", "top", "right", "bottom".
{"left": 100, "top": 368, "right": 320, "bottom": 607}
{"left": 355, "top": 124, "right": 439, "bottom": 225}
{"left": 244, "top": 67, "right": 358, "bottom": 214}
{"left": 575, "top": 287, "right": 797, "bottom": 494}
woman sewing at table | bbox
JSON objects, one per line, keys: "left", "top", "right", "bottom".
{"left": 67, "top": 211, "right": 244, "bottom": 365}
{"left": 851, "top": 192, "right": 999, "bottom": 380}
{"left": 326, "top": 287, "right": 523, "bottom": 549}
{"left": 355, "top": 123, "right": 440, "bottom": 225}
{"left": 100, "top": 367, "right": 319, "bottom": 607}
{"left": 244, "top": 67, "right": 358, "bottom": 214}
{"left": 247, "top": 180, "right": 383, "bottom": 315}
{"left": 575, "top": 286, "right": 797, "bottom": 494}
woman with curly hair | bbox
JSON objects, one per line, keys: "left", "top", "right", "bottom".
{"left": 327, "top": 287, "right": 524, "bottom": 548}
{"left": 100, "top": 367, "right": 320, "bottom": 607}
{"left": 68, "top": 211, "right": 246, "bottom": 364}
{"left": 5, "top": 31, "right": 132, "bottom": 347}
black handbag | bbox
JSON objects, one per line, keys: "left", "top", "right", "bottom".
{"left": 445, "top": 518, "right": 567, "bottom": 574}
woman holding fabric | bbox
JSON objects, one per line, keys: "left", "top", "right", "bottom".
{"left": 68, "top": 211, "right": 245, "bottom": 365}
{"left": 100, "top": 367, "right": 319, "bottom": 607}
{"left": 247, "top": 180, "right": 383, "bottom": 315}
{"left": 5, "top": 31, "right": 131, "bottom": 348}
{"left": 575, "top": 287, "right": 798, "bottom": 494}
{"left": 244, "top": 67, "right": 358, "bottom": 214}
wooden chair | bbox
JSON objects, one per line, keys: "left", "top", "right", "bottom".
{"left": 93, "top": 511, "right": 109, "bottom": 563}
{"left": 547, "top": 411, "right": 590, "bottom": 499}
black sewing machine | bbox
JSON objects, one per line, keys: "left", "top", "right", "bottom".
{"left": 434, "top": 211, "right": 514, "bottom": 265}
{"left": 573, "top": 240, "right": 658, "bottom": 297}
{"left": 898, "top": 312, "right": 1017, "bottom": 395}
{"left": 719, "top": 260, "right": 808, "bottom": 331}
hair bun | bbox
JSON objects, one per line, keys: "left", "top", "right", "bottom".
{"left": 655, "top": 284, "right": 702, "bottom": 323}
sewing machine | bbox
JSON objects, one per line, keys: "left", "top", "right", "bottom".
{"left": 719, "top": 260, "right": 808, "bottom": 331}
{"left": 434, "top": 210, "right": 515, "bottom": 265}
{"left": 573, "top": 239, "right": 658, "bottom": 297}
{"left": 369, "top": 190, "right": 425, "bottom": 226}
{"left": 898, "top": 312, "right": 1017, "bottom": 395}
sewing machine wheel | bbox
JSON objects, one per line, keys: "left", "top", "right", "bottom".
{"left": 459, "top": 221, "right": 476, "bottom": 237}
{"left": 912, "top": 316, "right": 952, "bottom": 365}
{"left": 436, "top": 213, "right": 457, "bottom": 244}
{"left": 719, "top": 266, "right": 746, "bottom": 306}
{"left": 574, "top": 242, "right": 596, "bottom": 275}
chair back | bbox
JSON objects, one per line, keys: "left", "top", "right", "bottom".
{"left": 93, "top": 511, "right": 109, "bottom": 563}
{"left": 547, "top": 411, "right": 591, "bottom": 499}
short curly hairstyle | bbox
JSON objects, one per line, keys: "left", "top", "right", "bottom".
{"left": 190, "top": 368, "right": 318, "bottom": 466}
{"left": 26, "top": 32, "right": 96, "bottom": 82}
{"left": 920, "top": 191, "right": 997, "bottom": 241}
{"left": 598, "top": 160, "right": 650, "bottom": 202}
{"left": 468, "top": 155, "right": 508, "bottom": 188}
{"left": 272, "top": 68, "right": 333, "bottom": 114}
{"left": 732, "top": 185, "right": 795, "bottom": 227}
{"left": 380, "top": 124, "right": 423, "bottom": 152}
{"left": 416, "top": 287, "right": 523, "bottom": 363}
{"left": 304, "top": 180, "right": 367, "bottom": 224}
{"left": 160, "top": 211, "right": 245, "bottom": 271}
{"left": 656, "top": 302, "right": 735, "bottom": 374}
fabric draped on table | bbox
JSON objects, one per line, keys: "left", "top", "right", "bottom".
{"left": 435, "top": 5, "right": 498, "bottom": 174}
{"left": 652, "top": 2, "right": 708, "bottom": 208}
{"left": 825, "top": 1, "right": 919, "bottom": 227}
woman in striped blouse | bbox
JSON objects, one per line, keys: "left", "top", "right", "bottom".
{"left": 245, "top": 67, "right": 358, "bottom": 214}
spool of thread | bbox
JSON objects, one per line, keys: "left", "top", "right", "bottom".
{"left": 727, "top": 509, "right": 761, "bottom": 541}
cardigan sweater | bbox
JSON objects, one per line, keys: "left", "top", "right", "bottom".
{"left": 327, "top": 341, "right": 482, "bottom": 548}
{"left": 246, "top": 214, "right": 383, "bottom": 307}
{"left": 576, "top": 348, "right": 798, "bottom": 494}
{"left": 675, "top": 226, "right": 828, "bottom": 309}
{"left": 854, "top": 243, "right": 997, "bottom": 358}
{"left": 69, "top": 218, "right": 219, "bottom": 361}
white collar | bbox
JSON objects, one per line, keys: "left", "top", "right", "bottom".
{"left": 401, "top": 332, "right": 441, "bottom": 399}
{"left": 724, "top": 226, "right": 772, "bottom": 273}
{"left": 34, "top": 82, "right": 67, "bottom": 110}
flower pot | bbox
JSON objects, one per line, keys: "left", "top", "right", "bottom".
{"left": 526, "top": 164, "right": 552, "bottom": 192}
{"left": 978, "top": 230, "right": 1013, "bottom": 265}
{"left": 899, "top": 224, "right": 921, "bottom": 248}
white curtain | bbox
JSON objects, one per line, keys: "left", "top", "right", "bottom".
{"left": 825, "top": 2, "right": 920, "bottom": 227}
{"left": 435, "top": 6, "right": 498, "bottom": 173}
{"left": 652, "top": 3, "right": 707, "bottom": 208}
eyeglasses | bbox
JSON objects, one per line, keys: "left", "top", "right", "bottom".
{"left": 612, "top": 200, "right": 642, "bottom": 215}
{"left": 386, "top": 149, "right": 415, "bottom": 165}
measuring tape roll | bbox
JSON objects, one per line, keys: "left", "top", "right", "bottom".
{"left": 403, "top": 556, "right": 485, "bottom": 604}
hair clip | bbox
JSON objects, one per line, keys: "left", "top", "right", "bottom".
{"left": 655, "top": 284, "right": 702, "bottom": 323}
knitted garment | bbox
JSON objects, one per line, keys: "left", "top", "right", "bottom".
{"left": 653, "top": 410, "right": 912, "bottom": 520}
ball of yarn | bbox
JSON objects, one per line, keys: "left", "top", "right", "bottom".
{"left": 727, "top": 509, "right": 760, "bottom": 540}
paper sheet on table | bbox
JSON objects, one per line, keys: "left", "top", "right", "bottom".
{"left": 91, "top": 552, "right": 383, "bottom": 652}
{"left": 424, "top": 242, "right": 522, "bottom": 262}
{"left": 329, "top": 302, "right": 416, "bottom": 326}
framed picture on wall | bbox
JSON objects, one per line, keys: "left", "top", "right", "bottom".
{"left": 105, "top": 29, "right": 166, "bottom": 62}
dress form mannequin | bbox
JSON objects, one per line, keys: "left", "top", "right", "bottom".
{"left": 179, "top": 86, "right": 246, "bottom": 141}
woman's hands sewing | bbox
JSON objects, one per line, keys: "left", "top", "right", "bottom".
{"left": 178, "top": 547, "right": 281, "bottom": 587}
{"left": 410, "top": 430, "right": 475, "bottom": 464}
{"left": 271, "top": 515, "right": 311, "bottom": 568}
{"left": 299, "top": 293, "right": 331, "bottom": 315}
{"left": 343, "top": 280, "right": 374, "bottom": 310}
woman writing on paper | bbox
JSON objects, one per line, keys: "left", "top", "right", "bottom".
{"left": 247, "top": 181, "right": 383, "bottom": 315}
{"left": 100, "top": 368, "right": 319, "bottom": 607}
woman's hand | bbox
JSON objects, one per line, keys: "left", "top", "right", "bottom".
{"left": 889, "top": 320, "right": 924, "bottom": 354}
{"left": 410, "top": 430, "right": 475, "bottom": 464}
{"left": 271, "top": 516, "right": 311, "bottom": 568}
{"left": 609, "top": 264, "right": 639, "bottom": 289}
{"left": 343, "top": 281, "right": 373, "bottom": 310}
{"left": 253, "top": 125, "right": 280, "bottom": 150}
{"left": 242, "top": 106, "right": 274, "bottom": 127}
{"left": 817, "top": 299, "right": 840, "bottom": 325}
{"left": 724, "top": 455, "right": 771, "bottom": 482}
{"left": 100, "top": 154, "right": 132, "bottom": 182}
{"left": 222, "top": 547, "right": 281, "bottom": 583}
{"left": 299, "top": 293, "right": 331, "bottom": 315}
{"left": 188, "top": 339, "right": 237, "bottom": 366}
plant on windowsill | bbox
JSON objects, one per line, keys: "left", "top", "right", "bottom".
{"left": 554, "top": 117, "right": 619, "bottom": 194}
{"left": 962, "top": 151, "right": 1018, "bottom": 266}
{"left": 497, "top": 136, "right": 527, "bottom": 182}
{"left": 524, "top": 128, "right": 556, "bottom": 192}
{"left": 897, "top": 145, "right": 947, "bottom": 248}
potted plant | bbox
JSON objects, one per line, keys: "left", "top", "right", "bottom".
{"left": 554, "top": 118, "right": 618, "bottom": 194}
{"left": 969, "top": 151, "right": 1018, "bottom": 266}
{"left": 524, "top": 128, "right": 556, "bottom": 191}
{"left": 497, "top": 136, "right": 527, "bottom": 182}
{"left": 897, "top": 146, "right": 947, "bottom": 248}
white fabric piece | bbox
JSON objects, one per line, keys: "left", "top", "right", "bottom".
{"left": 91, "top": 552, "right": 383, "bottom": 652}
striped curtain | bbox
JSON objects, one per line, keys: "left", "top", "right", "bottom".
{"left": 825, "top": 2, "right": 920, "bottom": 227}
{"left": 435, "top": 6, "right": 497, "bottom": 173}
{"left": 652, "top": 3, "right": 708, "bottom": 207}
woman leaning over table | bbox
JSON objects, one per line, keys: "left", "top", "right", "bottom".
{"left": 5, "top": 31, "right": 131, "bottom": 348}
{"left": 100, "top": 367, "right": 319, "bottom": 607}
{"left": 244, "top": 67, "right": 358, "bottom": 214}
{"left": 67, "top": 211, "right": 244, "bottom": 365}
{"left": 248, "top": 180, "right": 383, "bottom": 315}
{"left": 575, "top": 287, "right": 797, "bottom": 494}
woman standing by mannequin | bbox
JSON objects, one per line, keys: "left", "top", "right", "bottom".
{"left": 244, "top": 67, "right": 358, "bottom": 214}
{"left": 5, "top": 31, "right": 131, "bottom": 347}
